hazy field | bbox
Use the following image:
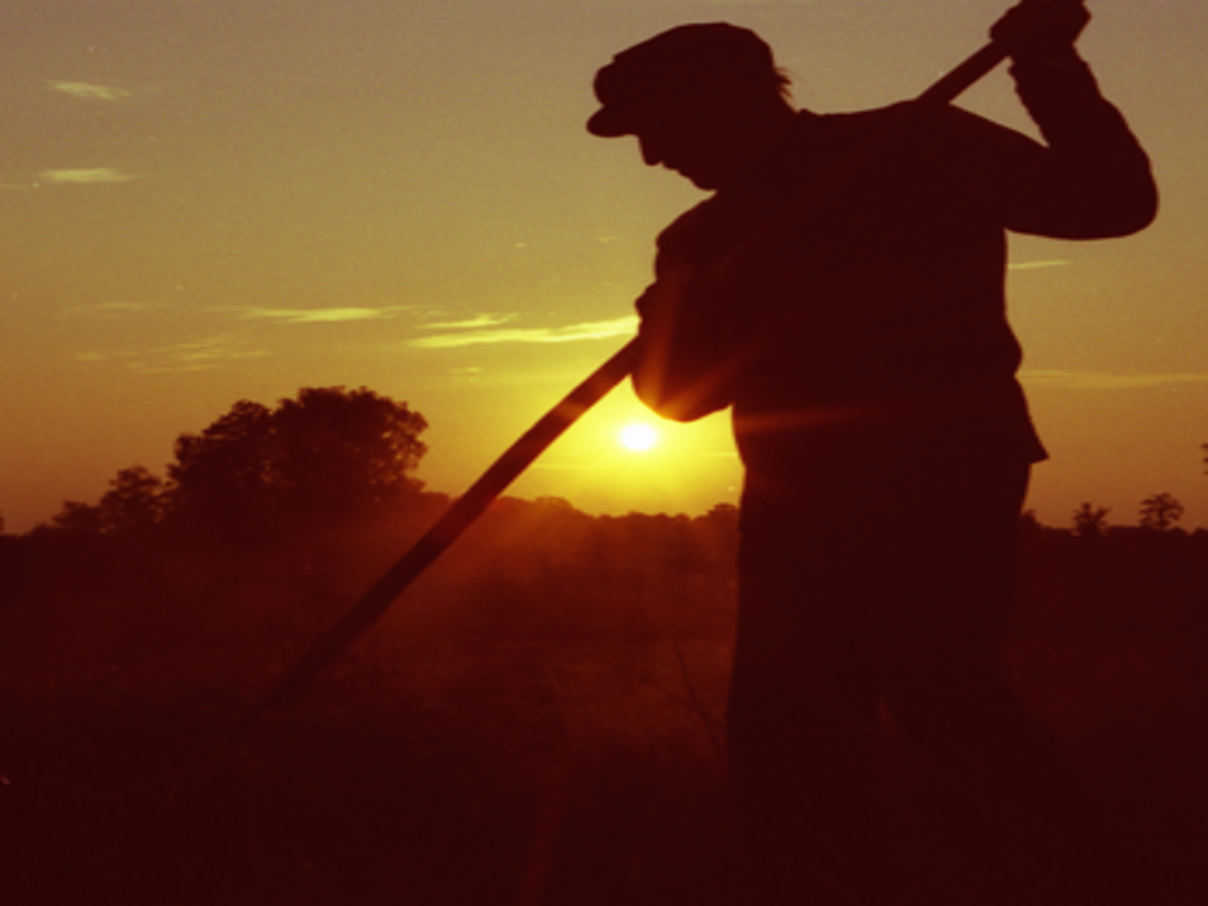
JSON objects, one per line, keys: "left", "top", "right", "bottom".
{"left": 2, "top": 500, "right": 1206, "bottom": 905}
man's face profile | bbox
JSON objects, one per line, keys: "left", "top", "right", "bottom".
{"left": 631, "top": 94, "right": 747, "bottom": 190}
{"left": 587, "top": 24, "right": 788, "bottom": 191}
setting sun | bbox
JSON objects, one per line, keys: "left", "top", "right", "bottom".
{"left": 618, "top": 423, "right": 659, "bottom": 452}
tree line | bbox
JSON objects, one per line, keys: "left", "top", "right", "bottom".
{"left": 0, "top": 386, "right": 1205, "bottom": 690}
{"left": 42, "top": 386, "right": 429, "bottom": 544}
{"left": 5, "top": 385, "right": 1200, "bottom": 543}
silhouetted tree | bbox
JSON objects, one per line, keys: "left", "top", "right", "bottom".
{"left": 1072, "top": 502, "right": 1110, "bottom": 539}
{"left": 51, "top": 500, "right": 107, "bottom": 535}
{"left": 52, "top": 465, "right": 165, "bottom": 536}
{"left": 1138, "top": 492, "right": 1184, "bottom": 532}
{"left": 167, "top": 386, "right": 428, "bottom": 539}
{"left": 100, "top": 466, "right": 166, "bottom": 533}
{"left": 703, "top": 502, "right": 739, "bottom": 529}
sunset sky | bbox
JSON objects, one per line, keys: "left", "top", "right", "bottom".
{"left": 3, "top": 0, "right": 1205, "bottom": 533}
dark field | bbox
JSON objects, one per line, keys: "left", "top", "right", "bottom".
{"left": 2, "top": 500, "right": 1206, "bottom": 905}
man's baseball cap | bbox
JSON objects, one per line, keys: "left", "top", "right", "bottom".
{"left": 587, "top": 23, "right": 780, "bottom": 138}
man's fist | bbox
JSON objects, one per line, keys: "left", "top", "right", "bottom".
{"left": 990, "top": 0, "right": 1090, "bottom": 62}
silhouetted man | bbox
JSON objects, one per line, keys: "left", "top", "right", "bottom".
{"left": 587, "top": 3, "right": 1155, "bottom": 904}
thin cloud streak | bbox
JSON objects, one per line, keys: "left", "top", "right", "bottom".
{"left": 48, "top": 81, "right": 132, "bottom": 101}
{"left": 240, "top": 307, "right": 403, "bottom": 324}
{"left": 60, "top": 302, "right": 159, "bottom": 319}
{"left": 409, "top": 316, "right": 638, "bottom": 349}
{"left": 1008, "top": 260, "right": 1071, "bottom": 270}
{"left": 76, "top": 336, "right": 269, "bottom": 374}
{"left": 1021, "top": 369, "right": 1208, "bottom": 390}
{"left": 41, "top": 168, "right": 136, "bottom": 185}
{"left": 419, "top": 314, "right": 515, "bottom": 330}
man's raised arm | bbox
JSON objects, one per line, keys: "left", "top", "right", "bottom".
{"left": 995, "top": 0, "right": 1159, "bottom": 237}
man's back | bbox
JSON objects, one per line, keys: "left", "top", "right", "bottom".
{"left": 640, "top": 82, "right": 1152, "bottom": 476}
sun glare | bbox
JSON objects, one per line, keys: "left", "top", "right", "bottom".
{"left": 618, "top": 422, "right": 659, "bottom": 452}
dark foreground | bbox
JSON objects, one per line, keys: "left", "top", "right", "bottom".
{"left": 3, "top": 624, "right": 1207, "bottom": 906}
{"left": 2, "top": 516, "right": 1207, "bottom": 905}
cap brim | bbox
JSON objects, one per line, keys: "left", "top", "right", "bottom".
{"left": 586, "top": 106, "right": 631, "bottom": 137}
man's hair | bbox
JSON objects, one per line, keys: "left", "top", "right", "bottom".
{"left": 588, "top": 23, "right": 791, "bottom": 138}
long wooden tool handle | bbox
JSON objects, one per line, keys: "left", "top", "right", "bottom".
{"left": 231, "top": 339, "right": 641, "bottom": 730}
{"left": 235, "top": 34, "right": 1018, "bottom": 737}
{"left": 917, "top": 41, "right": 1009, "bottom": 108}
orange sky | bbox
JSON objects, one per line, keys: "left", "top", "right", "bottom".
{"left": 2, "top": 0, "right": 1206, "bottom": 533}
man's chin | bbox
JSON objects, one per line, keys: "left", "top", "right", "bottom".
{"left": 678, "top": 169, "right": 719, "bottom": 190}
{"left": 666, "top": 163, "right": 724, "bottom": 191}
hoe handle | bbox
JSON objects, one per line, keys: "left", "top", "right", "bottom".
{"left": 233, "top": 341, "right": 640, "bottom": 730}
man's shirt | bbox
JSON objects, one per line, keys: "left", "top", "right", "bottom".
{"left": 633, "top": 59, "right": 1156, "bottom": 483}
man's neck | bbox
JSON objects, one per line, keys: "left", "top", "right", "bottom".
{"left": 714, "top": 105, "right": 808, "bottom": 192}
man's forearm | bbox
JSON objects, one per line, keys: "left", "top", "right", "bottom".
{"left": 1012, "top": 53, "right": 1135, "bottom": 147}
{"left": 1007, "top": 54, "right": 1157, "bottom": 238}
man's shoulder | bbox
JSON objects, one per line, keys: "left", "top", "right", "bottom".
{"left": 814, "top": 103, "right": 1025, "bottom": 143}
{"left": 655, "top": 198, "right": 714, "bottom": 259}
{"left": 812, "top": 102, "right": 1041, "bottom": 177}
{"left": 653, "top": 103, "right": 1037, "bottom": 260}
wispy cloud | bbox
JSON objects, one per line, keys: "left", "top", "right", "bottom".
{"left": 409, "top": 316, "right": 638, "bottom": 349}
{"left": 239, "top": 307, "right": 407, "bottom": 324}
{"left": 48, "top": 81, "right": 132, "bottom": 101}
{"left": 1008, "top": 260, "right": 1071, "bottom": 271}
{"left": 60, "top": 302, "right": 159, "bottom": 319}
{"left": 703, "top": 0, "right": 834, "bottom": 5}
{"left": 41, "top": 168, "right": 136, "bottom": 185}
{"left": 418, "top": 314, "right": 515, "bottom": 330}
{"left": 1021, "top": 369, "right": 1208, "bottom": 390}
{"left": 76, "top": 336, "right": 269, "bottom": 374}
